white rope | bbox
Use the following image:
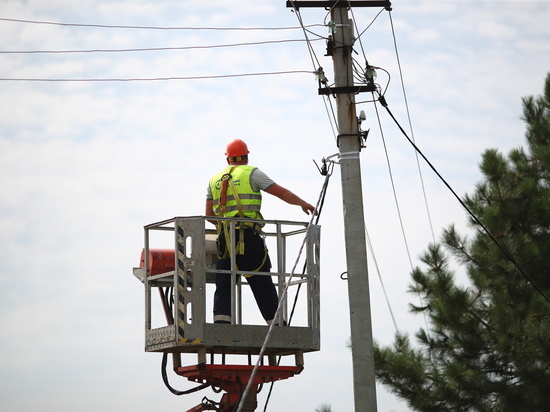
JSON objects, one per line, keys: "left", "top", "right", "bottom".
{"left": 235, "top": 196, "right": 323, "bottom": 412}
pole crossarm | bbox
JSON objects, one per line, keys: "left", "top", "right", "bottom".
{"left": 318, "top": 84, "right": 376, "bottom": 95}
{"left": 286, "top": 1, "right": 391, "bottom": 9}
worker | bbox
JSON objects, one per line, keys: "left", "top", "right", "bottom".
{"left": 205, "top": 139, "right": 316, "bottom": 324}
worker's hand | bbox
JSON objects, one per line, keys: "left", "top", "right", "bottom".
{"left": 301, "top": 202, "right": 316, "bottom": 215}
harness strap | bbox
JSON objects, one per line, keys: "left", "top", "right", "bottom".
{"left": 217, "top": 226, "right": 269, "bottom": 275}
{"left": 225, "top": 173, "right": 246, "bottom": 255}
{"left": 218, "top": 167, "right": 234, "bottom": 217}
{"left": 215, "top": 166, "right": 267, "bottom": 273}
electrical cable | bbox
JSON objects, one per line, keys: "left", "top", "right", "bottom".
{"left": 349, "top": 5, "right": 435, "bottom": 337}
{"left": 161, "top": 352, "right": 210, "bottom": 395}
{"left": 0, "top": 17, "right": 323, "bottom": 31}
{"left": 323, "top": 94, "right": 339, "bottom": 142}
{"left": 296, "top": 23, "right": 330, "bottom": 43}
{"left": 0, "top": 13, "right": 328, "bottom": 89}
{"left": 161, "top": 286, "right": 175, "bottom": 325}
{"left": 238, "top": 168, "right": 331, "bottom": 412}
{"left": 158, "top": 286, "right": 211, "bottom": 397}
{"left": 261, "top": 160, "right": 334, "bottom": 412}
{"left": 369, "top": 80, "right": 432, "bottom": 340}
{"left": 0, "top": 70, "right": 314, "bottom": 82}
{"left": 365, "top": 226, "right": 399, "bottom": 333}
{"left": 286, "top": 2, "right": 403, "bottom": 346}
{"left": 322, "top": 2, "right": 339, "bottom": 28}
{"left": 371, "top": 92, "right": 415, "bottom": 271}
{"left": 388, "top": 9, "right": 436, "bottom": 244}
{"left": 356, "top": 8, "right": 386, "bottom": 44}
{"left": 377, "top": 93, "right": 550, "bottom": 306}
{"left": 365, "top": 90, "right": 415, "bottom": 335}
{"left": 287, "top": 1, "right": 340, "bottom": 140}
{"left": 288, "top": 4, "right": 323, "bottom": 71}
{"left": 0, "top": 15, "right": 323, "bottom": 85}
{"left": 0, "top": 38, "right": 322, "bottom": 54}
{"left": 349, "top": 6, "right": 436, "bottom": 340}
{"left": 324, "top": 3, "right": 390, "bottom": 138}
{"left": 200, "top": 397, "right": 223, "bottom": 412}
{"left": 349, "top": 3, "right": 385, "bottom": 57}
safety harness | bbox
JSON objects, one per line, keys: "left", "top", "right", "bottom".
{"left": 216, "top": 167, "right": 268, "bottom": 274}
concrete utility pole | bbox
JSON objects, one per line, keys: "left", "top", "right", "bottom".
{"left": 330, "top": 6, "right": 378, "bottom": 412}
{"left": 287, "top": 1, "right": 391, "bottom": 410}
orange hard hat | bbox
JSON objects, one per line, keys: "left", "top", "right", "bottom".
{"left": 225, "top": 139, "right": 249, "bottom": 158}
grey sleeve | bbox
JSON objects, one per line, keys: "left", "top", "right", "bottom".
{"left": 250, "top": 168, "right": 275, "bottom": 192}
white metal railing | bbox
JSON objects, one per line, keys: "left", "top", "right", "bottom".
{"left": 134, "top": 216, "right": 320, "bottom": 356}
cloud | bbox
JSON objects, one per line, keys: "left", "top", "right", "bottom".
{"left": 1, "top": 1, "right": 550, "bottom": 411}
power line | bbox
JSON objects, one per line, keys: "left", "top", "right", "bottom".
{"left": 349, "top": 6, "right": 436, "bottom": 340}
{"left": 0, "top": 17, "right": 323, "bottom": 31}
{"left": 350, "top": 5, "right": 385, "bottom": 56}
{"left": 342, "top": 5, "right": 405, "bottom": 336}
{"left": 286, "top": 1, "right": 340, "bottom": 143}
{"left": 388, "top": 10, "right": 436, "bottom": 244}
{"left": 371, "top": 86, "right": 434, "bottom": 339}
{"left": 287, "top": 5, "right": 324, "bottom": 71}
{"left": 0, "top": 70, "right": 314, "bottom": 82}
{"left": 0, "top": 38, "right": 320, "bottom": 55}
{"left": 377, "top": 93, "right": 550, "bottom": 306}
{"left": 371, "top": 91, "right": 415, "bottom": 271}
{"left": 365, "top": 226, "right": 399, "bottom": 333}
{"left": 288, "top": 2, "right": 340, "bottom": 141}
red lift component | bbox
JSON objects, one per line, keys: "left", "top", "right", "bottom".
{"left": 177, "top": 363, "right": 303, "bottom": 412}
{"left": 140, "top": 248, "right": 175, "bottom": 276}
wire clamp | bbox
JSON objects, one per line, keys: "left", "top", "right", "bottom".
{"left": 313, "top": 156, "right": 336, "bottom": 176}
{"left": 336, "top": 133, "right": 364, "bottom": 149}
{"left": 314, "top": 153, "right": 339, "bottom": 176}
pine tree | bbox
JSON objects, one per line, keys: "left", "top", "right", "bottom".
{"left": 373, "top": 73, "right": 550, "bottom": 411}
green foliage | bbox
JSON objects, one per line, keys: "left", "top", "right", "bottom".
{"left": 374, "top": 73, "right": 550, "bottom": 411}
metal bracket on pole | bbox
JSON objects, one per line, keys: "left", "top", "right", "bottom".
{"left": 337, "top": 133, "right": 363, "bottom": 149}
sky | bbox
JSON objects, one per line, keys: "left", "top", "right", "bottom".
{"left": 1, "top": 1, "right": 549, "bottom": 411}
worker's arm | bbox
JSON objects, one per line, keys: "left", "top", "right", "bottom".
{"left": 205, "top": 199, "right": 218, "bottom": 226}
{"left": 265, "top": 183, "right": 316, "bottom": 215}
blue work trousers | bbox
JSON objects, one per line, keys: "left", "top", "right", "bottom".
{"left": 213, "top": 228, "right": 278, "bottom": 323}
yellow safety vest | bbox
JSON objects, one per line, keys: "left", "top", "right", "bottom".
{"left": 209, "top": 166, "right": 268, "bottom": 270}
{"left": 209, "top": 165, "right": 263, "bottom": 220}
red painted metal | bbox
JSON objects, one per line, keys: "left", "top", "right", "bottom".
{"left": 140, "top": 248, "right": 175, "bottom": 276}
{"left": 177, "top": 364, "right": 303, "bottom": 412}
